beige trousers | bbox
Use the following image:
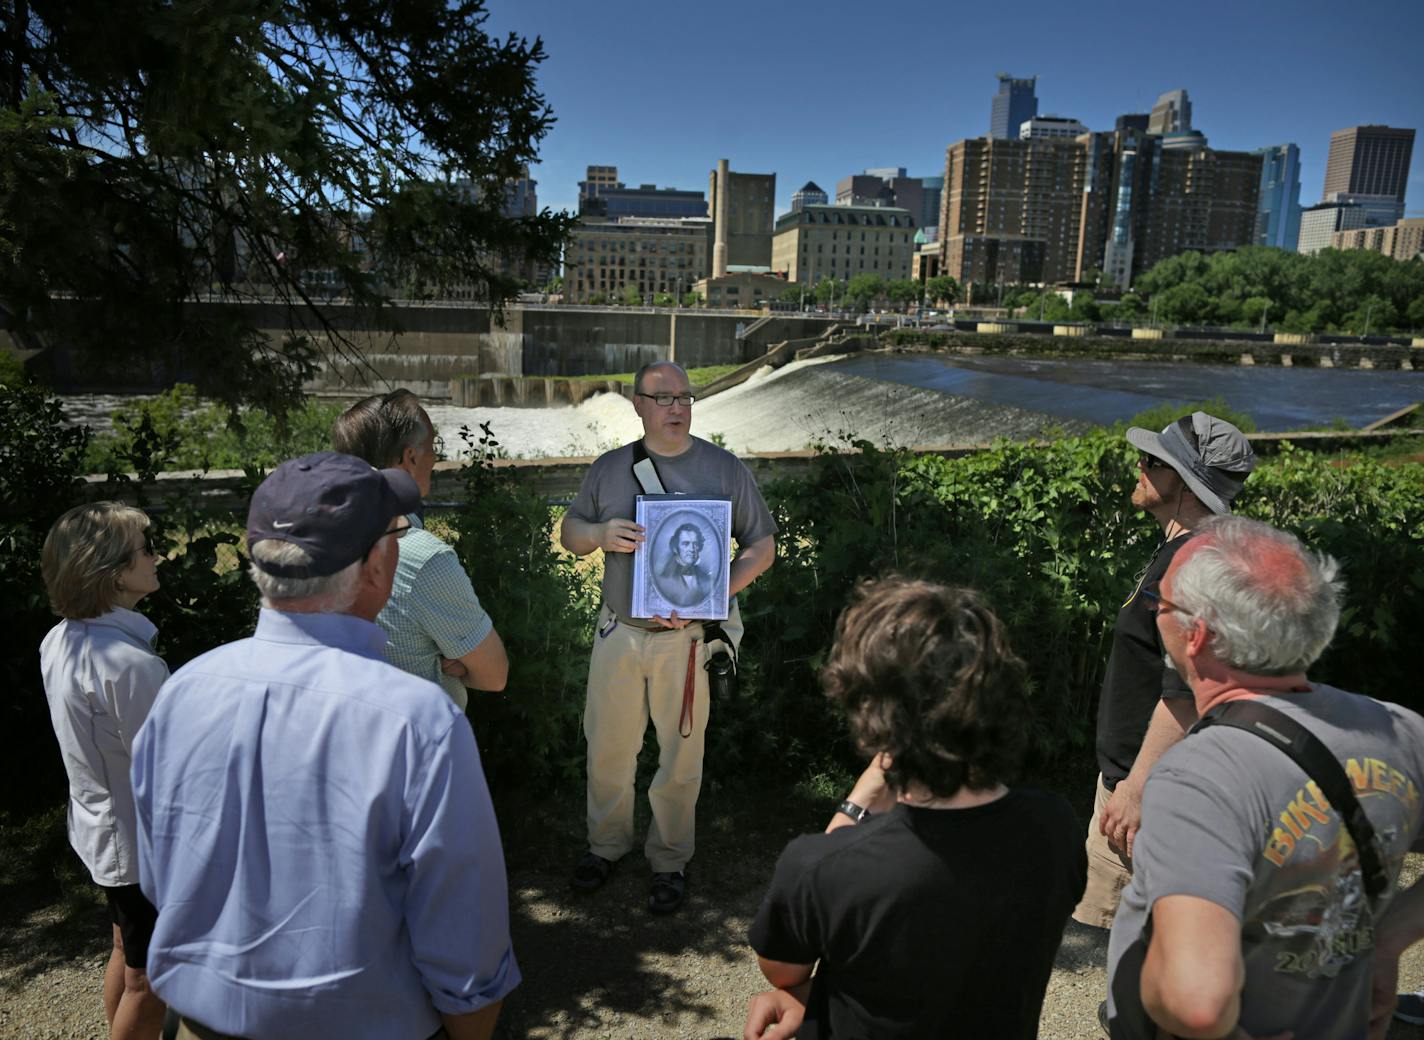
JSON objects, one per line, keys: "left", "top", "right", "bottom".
{"left": 1071, "top": 772, "right": 1135, "bottom": 928}
{"left": 584, "top": 601, "right": 740, "bottom": 872}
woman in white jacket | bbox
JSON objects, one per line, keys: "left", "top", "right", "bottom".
{"left": 39, "top": 502, "right": 167, "bottom": 1040}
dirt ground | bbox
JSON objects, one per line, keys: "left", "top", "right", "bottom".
{"left": 3, "top": 787, "right": 1421, "bottom": 1039}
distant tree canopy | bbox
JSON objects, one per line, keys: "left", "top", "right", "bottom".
{"left": 1133, "top": 247, "right": 1424, "bottom": 334}
{"left": 1, "top": 0, "right": 573, "bottom": 410}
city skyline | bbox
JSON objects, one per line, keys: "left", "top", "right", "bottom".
{"left": 485, "top": 0, "right": 1423, "bottom": 222}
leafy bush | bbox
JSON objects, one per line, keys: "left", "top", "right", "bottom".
{"left": 85, "top": 384, "right": 343, "bottom": 475}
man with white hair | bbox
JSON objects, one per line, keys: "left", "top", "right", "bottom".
{"left": 1105, "top": 516, "right": 1424, "bottom": 1038}
{"left": 133, "top": 452, "right": 519, "bottom": 1040}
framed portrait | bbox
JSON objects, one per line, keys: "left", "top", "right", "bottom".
{"left": 631, "top": 495, "right": 732, "bottom": 620}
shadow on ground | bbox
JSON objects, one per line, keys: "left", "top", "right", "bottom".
{"left": 491, "top": 779, "right": 830, "bottom": 1040}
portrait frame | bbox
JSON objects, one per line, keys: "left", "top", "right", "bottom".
{"left": 631, "top": 494, "right": 732, "bottom": 620}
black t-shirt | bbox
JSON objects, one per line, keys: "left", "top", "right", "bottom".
{"left": 748, "top": 790, "right": 1086, "bottom": 1039}
{"left": 1094, "top": 534, "right": 1193, "bottom": 787}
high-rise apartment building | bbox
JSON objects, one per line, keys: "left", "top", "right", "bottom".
{"left": 1020, "top": 115, "right": 1088, "bottom": 140}
{"left": 770, "top": 204, "right": 915, "bottom": 285}
{"left": 1297, "top": 201, "right": 1369, "bottom": 255}
{"left": 990, "top": 74, "right": 1038, "bottom": 140}
{"left": 708, "top": 159, "right": 775, "bottom": 274}
{"left": 791, "top": 181, "right": 829, "bottom": 211}
{"left": 1321, "top": 126, "right": 1415, "bottom": 220}
{"left": 1254, "top": 144, "right": 1303, "bottom": 251}
{"left": 937, "top": 129, "right": 1262, "bottom": 289}
{"left": 1148, "top": 89, "right": 1192, "bottom": 134}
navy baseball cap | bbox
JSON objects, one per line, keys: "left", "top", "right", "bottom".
{"left": 247, "top": 452, "right": 421, "bottom": 578}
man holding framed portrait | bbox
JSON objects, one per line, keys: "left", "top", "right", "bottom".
{"left": 559, "top": 361, "right": 778, "bottom": 914}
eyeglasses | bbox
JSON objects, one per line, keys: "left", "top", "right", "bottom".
{"left": 134, "top": 534, "right": 157, "bottom": 558}
{"left": 363, "top": 520, "right": 410, "bottom": 560}
{"left": 636, "top": 392, "right": 696, "bottom": 408}
{"left": 1138, "top": 454, "right": 1171, "bottom": 471}
{"left": 1140, "top": 587, "right": 1190, "bottom": 617}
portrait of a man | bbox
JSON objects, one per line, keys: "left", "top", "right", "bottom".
{"left": 656, "top": 522, "right": 715, "bottom": 607}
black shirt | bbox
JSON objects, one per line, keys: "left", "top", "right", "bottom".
{"left": 748, "top": 791, "right": 1086, "bottom": 1039}
{"left": 1094, "top": 534, "right": 1193, "bottom": 787}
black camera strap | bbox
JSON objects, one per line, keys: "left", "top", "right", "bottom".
{"left": 1191, "top": 699, "right": 1390, "bottom": 907}
{"left": 631, "top": 439, "right": 666, "bottom": 495}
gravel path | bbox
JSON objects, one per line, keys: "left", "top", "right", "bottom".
{"left": 4, "top": 789, "right": 1421, "bottom": 1040}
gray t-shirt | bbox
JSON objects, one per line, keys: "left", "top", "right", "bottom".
{"left": 1106, "top": 685, "right": 1424, "bottom": 1039}
{"left": 567, "top": 437, "right": 778, "bottom": 621}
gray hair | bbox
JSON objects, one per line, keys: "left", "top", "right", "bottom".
{"left": 1169, "top": 516, "right": 1343, "bottom": 675}
{"left": 331, "top": 389, "right": 429, "bottom": 468}
{"left": 248, "top": 541, "right": 361, "bottom": 612}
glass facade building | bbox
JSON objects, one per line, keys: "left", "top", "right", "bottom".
{"left": 1254, "top": 144, "right": 1303, "bottom": 251}
{"left": 990, "top": 74, "right": 1038, "bottom": 140}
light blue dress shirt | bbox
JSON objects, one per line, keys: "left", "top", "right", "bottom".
{"left": 133, "top": 609, "right": 519, "bottom": 1040}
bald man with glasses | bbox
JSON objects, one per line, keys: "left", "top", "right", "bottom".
{"left": 1074, "top": 412, "right": 1256, "bottom": 933}
{"left": 560, "top": 361, "right": 777, "bottom": 914}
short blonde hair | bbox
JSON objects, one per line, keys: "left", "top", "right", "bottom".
{"left": 41, "top": 502, "right": 152, "bottom": 619}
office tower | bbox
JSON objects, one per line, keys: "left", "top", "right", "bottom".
{"left": 1253, "top": 144, "right": 1303, "bottom": 251}
{"left": 836, "top": 173, "right": 892, "bottom": 206}
{"left": 920, "top": 175, "right": 944, "bottom": 233}
{"left": 1321, "top": 125, "right": 1415, "bottom": 226}
{"left": 1148, "top": 89, "right": 1192, "bottom": 134}
{"left": 579, "top": 183, "right": 706, "bottom": 219}
{"left": 990, "top": 74, "right": 1038, "bottom": 140}
{"left": 708, "top": 159, "right": 776, "bottom": 274}
{"left": 1020, "top": 115, "right": 1088, "bottom": 140}
{"left": 578, "top": 165, "right": 622, "bottom": 205}
{"left": 791, "top": 182, "right": 828, "bottom": 211}
{"left": 1297, "top": 201, "right": 1369, "bottom": 255}
{"left": 1116, "top": 113, "right": 1150, "bottom": 133}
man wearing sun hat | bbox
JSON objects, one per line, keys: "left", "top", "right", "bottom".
{"left": 1072, "top": 412, "right": 1256, "bottom": 931}
{"left": 133, "top": 452, "right": 519, "bottom": 1040}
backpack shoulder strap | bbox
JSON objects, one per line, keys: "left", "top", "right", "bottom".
{"left": 1192, "top": 699, "right": 1390, "bottom": 905}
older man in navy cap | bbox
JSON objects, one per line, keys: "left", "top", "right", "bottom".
{"left": 1074, "top": 412, "right": 1256, "bottom": 933}
{"left": 133, "top": 453, "right": 519, "bottom": 1040}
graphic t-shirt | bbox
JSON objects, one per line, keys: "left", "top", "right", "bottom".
{"left": 1095, "top": 534, "right": 1193, "bottom": 787}
{"left": 1106, "top": 686, "right": 1424, "bottom": 1038}
{"left": 749, "top": 791, "right": 1086, "bottom": 1039}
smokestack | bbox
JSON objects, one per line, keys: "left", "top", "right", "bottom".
{"left": 713, "top": 158, "right": 729, "bottom": 279}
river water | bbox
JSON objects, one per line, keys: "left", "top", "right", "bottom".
{"left": 60, "top": 353, "right": 1424, "bottom": 459}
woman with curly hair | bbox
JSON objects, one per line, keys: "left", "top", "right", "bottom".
{"left": 39, "top": 502, "right": 167, "bottom": 1039}
{"left": 746, "top": 578, "right": 1086, "bottom": 1039}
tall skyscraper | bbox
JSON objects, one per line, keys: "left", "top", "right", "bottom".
{"left": 1148, "top": 89, "right": 1192, "bottom": 134}
{"left": 1321, "top": 125, "right": 1415, "bottom": 226}
{"left": 1253, "top": 144, "right": 1303, "bottom": 251}
{"left": 990, "top": 74, "right": 1038, "bottom": 140}
{"left": 1297, "top": 201, "right": 1369, "bottom": 255}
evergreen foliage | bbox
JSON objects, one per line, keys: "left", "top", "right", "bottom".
{"left": 1, "top": 0, "right": 573, "bottom": 412}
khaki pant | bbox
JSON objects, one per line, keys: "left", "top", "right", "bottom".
{"left": 584, "top": 601, "right": 740, "bottom": 872}
{"left": 1071, "top": 773, "right": 1134, "bottom": 928}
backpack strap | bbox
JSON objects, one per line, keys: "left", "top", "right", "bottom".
{"left": 631, "top": 439, "right": 666, "bottom": 495}
{"left": 1191, "top": 699, "right": 1390, "bottom": 905}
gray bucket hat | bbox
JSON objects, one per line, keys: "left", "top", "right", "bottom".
{"left": 1125, "top": 412, "right": 1256, "bottom": 514}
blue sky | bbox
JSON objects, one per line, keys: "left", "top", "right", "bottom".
{"left": 485, "top": 0, "right": 1424, "bottom": 220}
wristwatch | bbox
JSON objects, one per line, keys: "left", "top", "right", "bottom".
{"left": 835, "top": 799, "right": 870, "bottom": 824}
